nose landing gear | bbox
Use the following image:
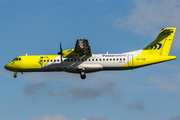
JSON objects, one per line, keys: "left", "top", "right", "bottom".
{"left": 13, "top": 71, "right": 18, "bottom": 78}
{"left": 13, "top": 74, "right": 17, "bottom": 78}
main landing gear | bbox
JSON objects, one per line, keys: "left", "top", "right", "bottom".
{"left": 80, "top": 70, "right": 86, "bottom": 79}
{"left": 76, "top": 67, "right": 86, "bottom": 79}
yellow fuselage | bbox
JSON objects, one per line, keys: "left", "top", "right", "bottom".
{"left": 4, "top": 53, "right": 176, "bottom": 73}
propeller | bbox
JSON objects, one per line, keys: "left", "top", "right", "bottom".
{"left": 57, "top": 42, "right": 63, "bottom": 63}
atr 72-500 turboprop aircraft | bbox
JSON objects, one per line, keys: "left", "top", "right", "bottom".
{"left": 4, "top": 27, "right": 176, "bottom": 79}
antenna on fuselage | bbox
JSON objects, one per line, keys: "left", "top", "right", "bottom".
{"left": 26, "top": 53, "right": 28, "bottom": 56}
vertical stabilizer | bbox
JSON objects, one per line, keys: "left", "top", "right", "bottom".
{"left": 143, "top": 27, "right": 176, "bottom": 56}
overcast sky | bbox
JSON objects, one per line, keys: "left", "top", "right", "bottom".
{"left": 0, "top": 0, "right": 180, "bottom": 120}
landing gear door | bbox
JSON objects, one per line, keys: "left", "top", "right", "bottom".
{"left": 128, "top": 54, "right": 133, "bottom": 67}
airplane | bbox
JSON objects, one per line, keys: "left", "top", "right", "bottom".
{"left": 4, "top": 27, "right": 176, "bottom": 79}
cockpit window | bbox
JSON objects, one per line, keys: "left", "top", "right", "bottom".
{"left": 12, "top": 58, "right": 17, "bottom": 61}
{"left": 12, "top": 58, "right": 22, "bottom": 61}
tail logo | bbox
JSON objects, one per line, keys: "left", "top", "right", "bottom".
{"left": 151, "top": 43, "right": 162, "bottom": 50}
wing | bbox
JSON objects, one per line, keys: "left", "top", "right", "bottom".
{"left": 74, "top": 39, "right": 92, "bottom": 56}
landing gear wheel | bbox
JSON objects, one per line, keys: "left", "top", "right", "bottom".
{"left": 13, "top": 74, "right": 17, "bottom": 78}
{"left": 81, "top": 74, "right": 86, "bottom": 79}
{"left": 80, "top": 71, "right": 86, "bottom": 79}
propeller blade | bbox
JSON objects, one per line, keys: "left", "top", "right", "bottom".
{"left": 57, "top": 42, "right": 62, "bottom": 55}
{"left": 61, "top": 54, "right": 63, "bottom": 63}
{"left": 57, "top": 42, "right": 63, "bottom": 64}
{"left": 60, "top": 42, "right": 62, "bottom": 54}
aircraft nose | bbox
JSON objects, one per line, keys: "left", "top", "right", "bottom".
{"left": 4, "top": 63, "right": 11, "bottom": 71}
{"left": 4, "top": 64, "right": 9, "bottom": 70}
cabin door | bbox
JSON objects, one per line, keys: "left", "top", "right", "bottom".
{"left": 39, "top": 57, "right": 44, "bottom": 66}
{"left": 128, "top": 54, "right": 133, "bottom": 67}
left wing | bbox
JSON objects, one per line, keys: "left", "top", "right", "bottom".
{"left": 62, "top": 39, "right": 92, "bottom": 57}
{"left": 74, "top": 39, "right": 92, "bottom": 56}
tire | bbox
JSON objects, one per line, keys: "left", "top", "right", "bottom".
{"left": 13, "top": 74, "right": 17, "bottom": 78}
{"left": 81, "top": 74, "right": 86, "bottom": 79}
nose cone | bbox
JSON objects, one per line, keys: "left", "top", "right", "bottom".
{"left": 4, "top": 64, "right": 9, "bottom": 70}
{"left": 4, "top": 63, "right": 12, "bottom": 71}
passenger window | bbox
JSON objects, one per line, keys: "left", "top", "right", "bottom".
{"left": 44, "top": 60, "right": 46, "bottom": 62}
{"left": 113, "top": 58, "right": 115, "bottom": 61}
{"left": 89, "top": 59, "right": 91, "bottom": 61}
{"left": 123, "top": 58, "right": 125, "bottom": 60}
{"left": 110, "top": 58, "right": 112, "bottom": 61}
{"left": 96, "top": 59, "right": 98, "bottom": 61}
{"left": 120, "top": 58, "right": 122, "bottom": 61}
{"left": 99, "top": 59, "right": 101, "bottom": 61}
{"left": 64, "top": 59, "right": 66, "bottom": 62}
{"left": 51, "top": 60, "right": 53, "bottom": 62}
{"left": 54, "top": 60, "right": 56, "bottom": 62}
{"left": 92, "top": 59, "right": 94, "bottom": 61}
{"left": 106, "top": 59, "right": 108, "bottom": 61}
{"left": 67, "top": 59, "right": 69, "bottom": 62}
{"left": 74, "top": 59, "right": 77, "bottom": 62}
{"left": 19, "top": 58, "right": 21, "bottom": 61}
{"left": 103, "top": 59, "right": 105, "bottom": 61}
{"left": 117, "top": 58, "right": 118, "bottom": 61}
{"left": 47, "top": 60, "right": 49, "bottom": 62}
{"left": 85, "top": 59, "right": 87, "bottom": 61}
{"left": 71, "top": 59, "right": 73, "bottom": 62}
{"left": 81, "top": 59, "right": 84, "bottom": 61}
{"left": 40, "top": 60, "right": 42, "bottom": 62}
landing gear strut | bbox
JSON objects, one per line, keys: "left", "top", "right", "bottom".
{"left": 80, "top": 71, "right": 86, "bottom": 79}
